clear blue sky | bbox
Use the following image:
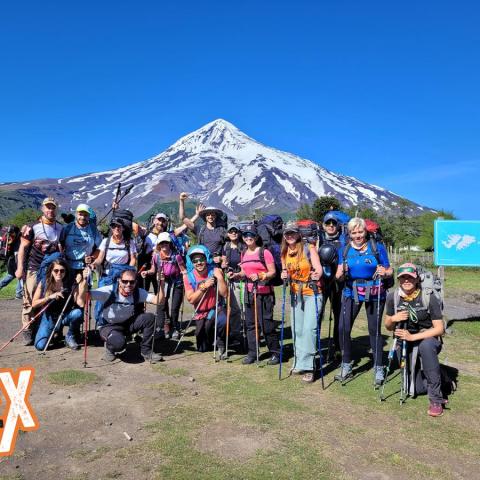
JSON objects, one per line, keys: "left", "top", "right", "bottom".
{"left": 1, "top": 1, "right": 479, "bottom": 219}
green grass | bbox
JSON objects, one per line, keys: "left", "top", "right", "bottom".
{"left": 0, "top": 279, "right": 17, "bottom": 299}
{"left": 47, "top": 369, "right": 100, "bottom": 386}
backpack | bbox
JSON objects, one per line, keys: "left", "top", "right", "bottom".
{"left": 297, "top": 219, "right": 319, "bottom": 244}
{"left": 237, "top": 219, "right": 258, "bottom": 233}
{"left": 185, "top": 245, "right": 215, "bottom": 290}
{"left": 364, "top": 219, "right": 384, "bottom": 243}
{"left": 326, "top": 210, "right": 350, "bottom": 236}
{"left": 102, "top": 236, "right": 132, "bottom": 269}
{"left": 101, "top": 282, "right": 144, "bottom": 322}
{"left": 257, "top": 215, "right": 284, "bottom": 286}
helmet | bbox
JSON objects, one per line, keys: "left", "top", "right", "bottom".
{"left": 319, "top": 243, "right": 338, "bottom": 266}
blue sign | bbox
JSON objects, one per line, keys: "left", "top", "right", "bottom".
{"left": 434, "top": 220, "right": 480, "bottom": 266}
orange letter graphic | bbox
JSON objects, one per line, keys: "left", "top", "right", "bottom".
{"left": 0, "top": 366, "right": 39, "bottom": 456}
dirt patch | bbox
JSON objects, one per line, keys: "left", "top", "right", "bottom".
{"left": 196, "top": 421, "right": 279, "bottom": 460}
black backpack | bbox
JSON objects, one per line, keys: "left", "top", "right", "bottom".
{"left": 112, "top": 209, "right": 134, "bottom": 240}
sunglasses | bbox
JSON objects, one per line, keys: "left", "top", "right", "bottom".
{"left": 120, "top": 279, "right": 136, "bottom": 285}
{"left": 110, "top": 224, "right": 122, "bottom": 229}
{"left": 192, "top": 258, "right": 206, "bottom": 264}
{"left": 324, "top": 220, "right": 337, "bottom": 226}
{"left": 398, "top": 267, "right": 417, "bottom": 275}
{"left": 228, "top": 230, "right": 239, "bottom": 234}
{"left": 53, "top": 268, "right": 65, "bottom": 274}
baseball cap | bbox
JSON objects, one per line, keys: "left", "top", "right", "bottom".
{"left": 189, "top": 246, "right": 207, "bottom": 257}
{"left": 397, "top": 263, "right": 418, "bottom": 279}
{"left": 42, "top": 197, "right": 57, "bottom": 207}
{"left": 323, "top": 212, "right": 339, "bottom": 224}
{"left": 283, "top": 221, "right": 299, "bottom": 234}
{"left": 227, "top": 222, "right": 239, "bottom": 232}
{"left": 155, "top": 213, "right": 168, "bottom": 221}
{"left": 241, "top": 224, "right": 258, "bottom": 236}
{"left": 76, "top": 203, "right": 91, "bottom": 214}
{"left": 156, "top": 232, "right": 172, "bottom": 244}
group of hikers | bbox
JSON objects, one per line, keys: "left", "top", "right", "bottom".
{"left": 0, "top": 190, "right": 451, "bottom": 417}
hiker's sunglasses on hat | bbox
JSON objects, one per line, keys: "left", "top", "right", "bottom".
{"left": 397, "top": 266, "right": 418, "bottom": 278}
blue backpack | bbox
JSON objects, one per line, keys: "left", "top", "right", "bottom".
{"left": 185, "top": 245, "right": 215, "bottom": 290}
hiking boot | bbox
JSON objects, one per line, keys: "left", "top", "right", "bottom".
{"left": 216, "top": 346, "right": 226, "bottom": 360}
{"left": 103, "top": 348, "right": 116, "bottom": 362}
{"left": 242, "top": 355, "right": 256, "bottom": 365}
{"left": 374, "top": 366, "right": 385, "bottom": 386}
{"left": 65, "top": 333, "right": 80, "bottom": 351}
{"left": 428, "top": 402, "right": 444, "bottom": 417}
{"left": 164, "top": 323, "right": 171, "bottom": 339}
{"left": 334, "top": 362, "right": 353, "bottom": 382}
{"left": 266, "top": 355, "right": 280, "bottom": 366}
{"left": 171, "top": 330, "right": 180, "bottom": 341}
{"left": 22, "top": 330, "right": 34, "bottom": 346}
{"left": 142, "top": 352, "right": 164, "bottom": 363}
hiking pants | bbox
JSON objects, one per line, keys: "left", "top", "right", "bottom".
{"left": 156, "top": 282, "right": 184, "bottom": 333}
{"left": 22, "top": 270, "right": 38, "bottom": 328}
{"left": 338, "top": 295, "right": 385, "bottom": 366}
{"left": 34, "top": 308, "right": 83, "bottom": 351}
{"left": 408, "top": 337, "right": 443, "bottom": 403}
{"left": 291, "top": 293, "right": 323, "bottom": 372}
{"left": 100, "top": 312, "right": 156, "bottom": 356}
{"left": 195, "top": 309, "right": 227, "bottom": 353}
{"left": 244, "top": 291, "right": 280, "bottom": 358}
{"left": 323, "top": 281, "right": 343, "bottom": 351}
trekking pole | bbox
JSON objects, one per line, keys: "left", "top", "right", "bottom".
{"left": 253, "top": 281, "right": 260, "bottom": 366}
{"left": 400, "top": 321, "right": 408, "bottom": 404}
{"left": 326, "top": 290, "right": 334, "bottom": 363}
{"left": 278, "top": 278, "right": 287, "bottom": 380}
{"left": 239, "top": 280, "right": 248, "bottom": 353}
{"left": 83, "top": 291, "right": 90, "bottom": 368}
{"left": 373, "top": 275, "right": 382, "bottom": 389}
{"left": 313, "top": 282, "right": 325, "bottom": 390}
{"left": 213, "top": 280, "right": 220, "bottom": 362}
{"left": 97, "top": 182, "right": 122, "bottom": 225}
{"left": 0, "top": 300, "right": 54, "bottom": 354}
{"left": 379, "top": 332, "right": 398, "bottom": 401}
{"left": 150, "top": 265, "right": 164, "bottom": 364}
{"left": 173, "top": 289, "right": 209, "bottom": 353}
{"left": 224, "top": 279, "right": 231, "bottom": 361}
{"left": 41, "top": 285, "right": 78, "bottom": 354}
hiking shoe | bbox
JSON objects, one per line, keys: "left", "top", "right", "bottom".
{"left": 334, "top": 362, "right": 353, "bottom": 382}
{"left": 217, "top": 347, "right": 226, "bottom": 360}
{"left": 242, "top": 355, "right": 256, "bottom": 365}
{"left": 22, "top": 330, "right": 34, "bottom": 346}
{"left": 142, "top": 352, "right": 164, "bottom": 363}
{"left": 428, "top": 402, "right": 444, "bottom": 417}
{"left": 65, "top": 333, "right": 80, "bottom": 351}
{"left": 374, "top": 366, "right": 385, "bottom": 386}
{"left": 103, "top": 348, "right": 116, "bottom": 362}
{"left": 302, "top": 372, "right": 315, "bottom": 383}
{"left": 171, "top": 330, "right": 180, "bottom": 340}
{"left": 266, "top": 355, "right": 280, "bottom": 366}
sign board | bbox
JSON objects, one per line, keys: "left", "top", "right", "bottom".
{"left": 434, "top": 220, "right": 480, "bottom": 266}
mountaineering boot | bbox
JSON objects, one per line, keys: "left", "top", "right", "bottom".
{"left": 428, "top": 402, "right": 444, "bottom": 417}
{"left": 23, "top": 330, "right": 34, "bottom": 346}
{"left": 334, "top": 362, "right": 353, "bottom": 382}
{"left": 266, "top": 355, "right": 280, "bottom": 366}
{"left": 65, "top": 332, "right": 80, "bottom": 350}
{"left": 217, "top": 346, "right": 226, "bottom": 360}
{"left": 142, "top": 352, "right": 164, "bottom": 363}
{"left": 103, "top": 347, "right": 116, "bottom": 362}
{"left": 374, "top": 366, "right": 385, "bottom": 386}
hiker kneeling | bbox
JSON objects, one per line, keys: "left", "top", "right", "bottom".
{"left": 183, "top": 245, "right": 227, "bottom": 355}
{"left": 87, "top": 267, "right": 165, "bottom": 362}
{"left": 384, "top": 263, "right": 446, "bottom": 417}
{"left": 32, "top": 256, "right": 88, "bottom": 351}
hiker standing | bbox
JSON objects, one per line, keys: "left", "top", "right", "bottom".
{"left": 15, "top": 197, "right": 64, "bottom": 345}
{"left": 335, "top": 217, "right": 393, "bottom": 384}
{"left": 183, "top": 245, "right": 227, "bottom": 354}
{"left": 0, "top": 225, "right": 23, "bottom": 298}
{"left": 281, "top": 222, "right": 323, "bottom": 383}
{"left": 91, "top": 218, "right": 137, "bottom": 325}
{"left": 60, "top": 203, "right": 102, "bottom": 277}
{"left": 183, "top": 202, "right": 226, "bottom": 264}
{"left": 32, "top": 256, "right": 88, "bottom": 351}
{"left": 141, "top": 232, "right": 185, "bottom": 340}
{"left": 319, "top": 211, "right": 349, "bottom": 357}
{"left": 385, "top": 263, "right": 446, "bottom": 417}
{"left": 86, "top": 267, "right": 165, "bottom": 362}
{"left": 232, "top": 224, "right": 280, "bottom": 365}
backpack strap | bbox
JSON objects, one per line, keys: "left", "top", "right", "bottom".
{"left": 198, "top": 225, "right": 206, "bottom": 246}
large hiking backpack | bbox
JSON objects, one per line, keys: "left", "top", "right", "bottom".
{"left": 255, "top": 215, "right": 284, "bottom": 287}
{"left": 324, "top": 210, "right": 350, "bottom": 237}
{"left": 297, "top": 219, "right": 319, "bottom": 244}
{"left": 237, "top": 219, "right": 258, "bottom": 233}
{"left": 185, "top": 245, "right": 215, "bottom": 290}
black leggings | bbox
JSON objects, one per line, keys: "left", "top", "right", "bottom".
{"left": 338, "top": 296, "right": 385, "bottom": 366}
{"left": 156, "top": 283, "right": 184, "bottom": 331}
{"left": 244, "top": 291, "right": 280, "bottom": 357}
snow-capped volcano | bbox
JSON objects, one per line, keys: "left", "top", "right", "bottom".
{"left": 1, "top": 119, "right": 429, "bottom": 217}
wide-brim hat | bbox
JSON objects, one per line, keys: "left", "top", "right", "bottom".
{"left": 199, "top": 206, "right": 223, "bottom": 220}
